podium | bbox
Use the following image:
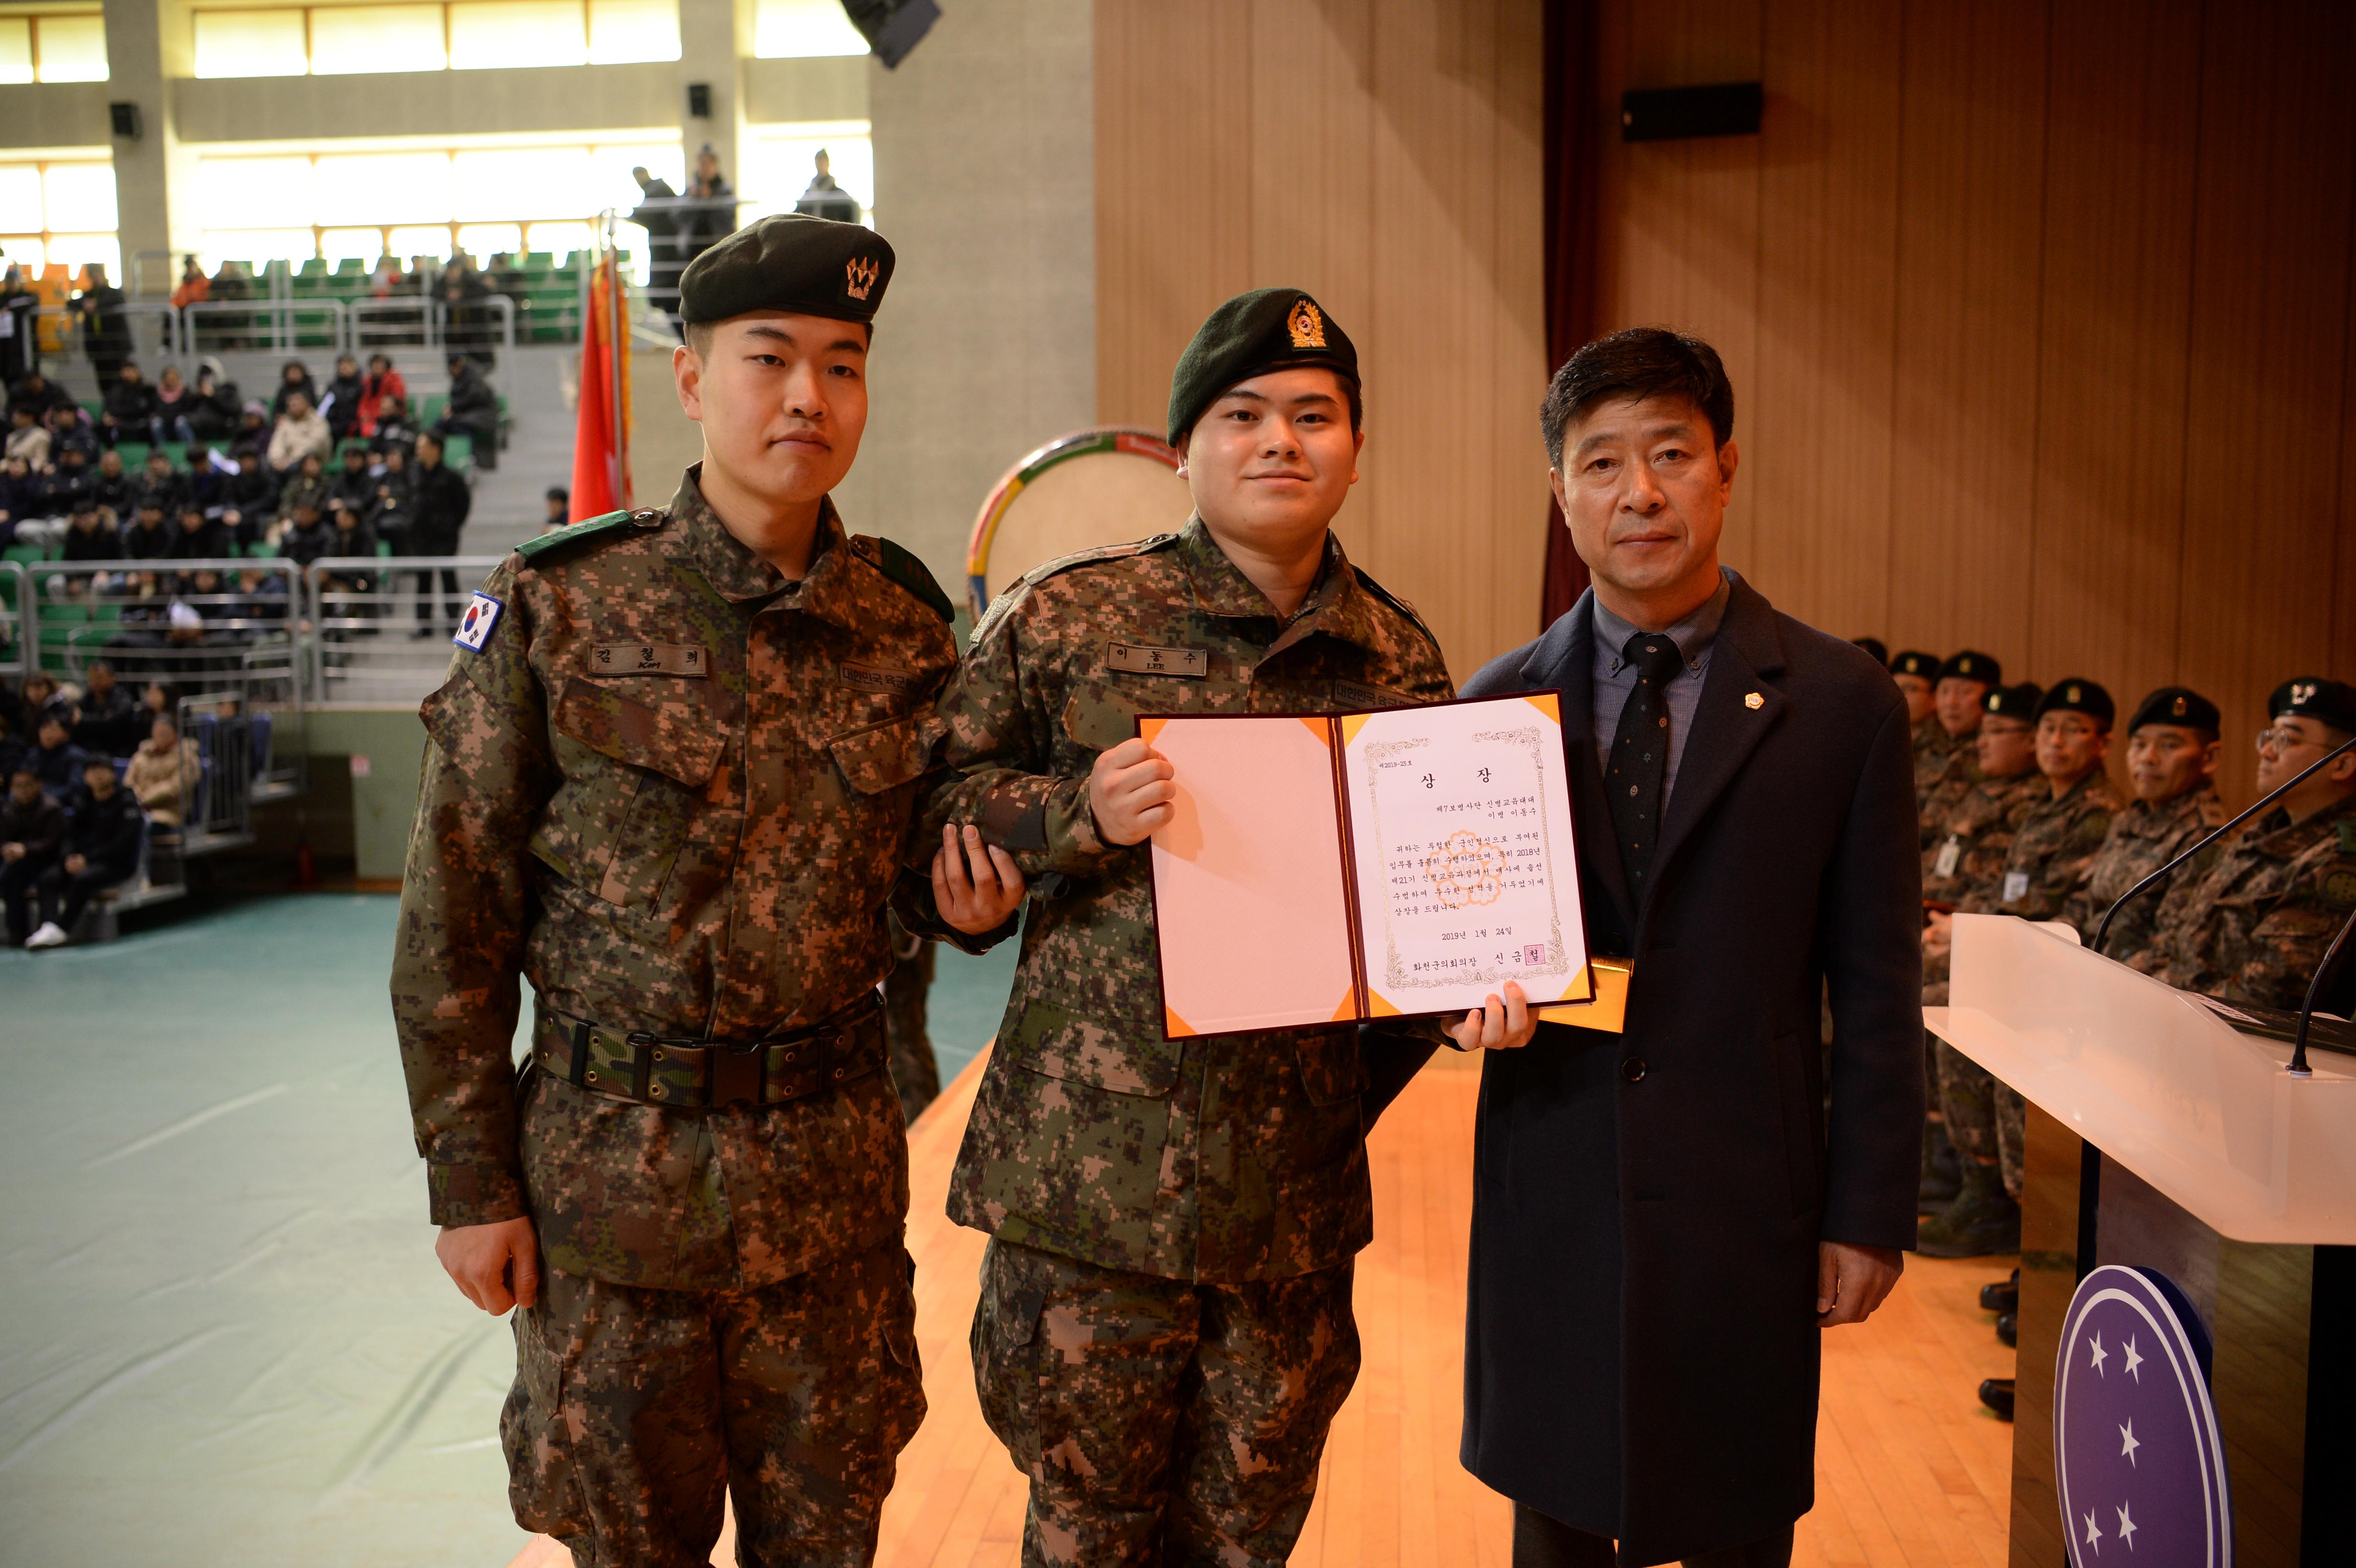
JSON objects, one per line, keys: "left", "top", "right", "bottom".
{"left": 1927, "top": 915, "right": 2356, "bottom": 1568}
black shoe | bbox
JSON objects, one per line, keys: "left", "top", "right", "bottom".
{"left": 1980, "top": 1268, "right": 2020, "bottom": 1313}
{"left": 1979, "top": 1377, "right": 2015, "bottom": 1420}
{"left": 1918, "top": 1161, "right": 2021, "bottom": 1258}
{"left": 1920, "top": 1119, "right": 1962, "bottom": 1209}
{"left": 1996, "top": 1312, "right": 2017, "bottom": 1348}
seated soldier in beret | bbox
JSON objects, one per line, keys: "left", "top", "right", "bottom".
{"left": 918, "top": 287, "right": 1527, "bottom": 1567}
{"left": 2156, "top": 676, "right": 2356, "bottom": 1013}
{"left": 1920, "top": 650, "right": 1998, "bottom": 848}
{"left": 392, "top": 212, "right": 1023, "bottom": 1568}
{"left": 2066, "top": 686, "right": 2227, "bottom": 971}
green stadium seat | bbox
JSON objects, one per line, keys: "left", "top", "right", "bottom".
{"left": 334, "top": 257, "right": 367, "bottom": 276}
{"left": 3, "top": 544, "right": 44, "bottom": 566}
{"left": 376, "top": 540, "right": 393, "bottom": 558}
{"left": 161, "top": 443, "right": 188, "bottom": 467}
{"left": 115, "top": 442, "right": 150, "bottom": 468}
{"left": 524, "top": 252, "right": 555, "bottom": 272}
{"left": 247, "top": 542, "right": 278, "bottom": 557}
{"left": 443, "top": 433, "right": 473, "bottom": 465}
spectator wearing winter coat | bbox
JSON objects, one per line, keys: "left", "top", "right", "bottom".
{"left": 99, "top": 362, "right": 164, "bottom": 447}
{"left": 265, "top": 392, "right": 330, "bottom": 475}
{"left": 24, "top": 754, "right": 145, "bottom": 947}
{"left": 0, "top": 766, "right": 67, "bottom": 946}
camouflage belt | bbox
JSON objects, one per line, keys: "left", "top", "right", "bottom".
{"left": 534, "top": 996, "right": 885, "bottom": 1111}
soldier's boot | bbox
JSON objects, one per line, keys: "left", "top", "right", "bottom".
{"left": 1917, "top": 1159, "right": 2020, "bottom": 1258}
{"left": 1978, "top": 1377, "right": 2016, "bottom": 1421}
{"left": 1919, "top": 1118, "right": 1962, "bottom": 1209}
{"left": 1979, "top": 1268, "right": 2019, "bottom": 1313}
{"left": 1996, "top": 1312, "right": 2018, "bottom": 1348}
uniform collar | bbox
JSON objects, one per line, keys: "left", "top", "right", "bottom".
{"left": 668, "top": 463, "right": 854, "bottom": 621}
{"left": 1176, "top": 516, "right": 1389, "bottom": 655}
{"left": 2254, "top": 794, "right": 2356, "bottom": 855}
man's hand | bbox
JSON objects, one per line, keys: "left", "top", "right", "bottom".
{"left": 63, "top": 853, "right": 85, "bottom": 875}
{"left": 436, "top": 1215, "right": 541, "bottom": 1315}
{"left": 1088, "top": 738, "right": 1175, "bottom": 845}
{"left": 1448, "top": 980, "right": 1537, "bottom": 1052}
{"left": 933, "top": 822, "right": 1026, "bottom": 934}
{"left": 1, "top": 843, "right": 21, "bottom": 863}
{"left": 1923, "top": 910, "right": 1953, "bottom": 959}
{"left": 1817, "top": 1240, "right": 1903, "bottom": 1326}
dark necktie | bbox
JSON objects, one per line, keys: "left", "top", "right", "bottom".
{"left": 1605, "top": 632, "right": 1687, "bottom": 895}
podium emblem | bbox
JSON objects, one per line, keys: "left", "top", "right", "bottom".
{"left": 2055, "top": 1264, "right": 2230, "bottom": 1568}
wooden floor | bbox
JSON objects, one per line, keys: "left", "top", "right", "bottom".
{"left": 513, "top": 1049, "right": 2018, "bottom": 1568}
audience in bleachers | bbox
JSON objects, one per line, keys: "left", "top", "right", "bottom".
{"left": 0, "top": 765, "right": 66, "bottom": 947}
{"left": 266, "top": 392, "right": 331, "bottom": 475}
{"left": 90, "top": 449, "right": 135, "bottom": 514}
{"left": 270, "top": 359, "right": 318, "bottom": 420}
{"left": 321, "top": 355, "right": 365, "bottom": 442}
{"left": 152, "top": 365, "right": 197, "bottom": 442}
{"left": 99, "top": 362, "right": 165, "bottom": 448}
{"left": 71, "top": 661, "right": 138, "bottom": 756}
{"left": 357, "top": 353, "right": 406, "bottom": 437}
{"left": 28, "top": 714, "right": 85, "bottom": 800}
{"left": 123, "top": 718, "right": 197, "bottom": 828}
{"left": 432, "top": 352, "right": 501, "bottom": 470}
{"left": 22, "top": 751, "right": 144, "bottom": 948}
{"left": 543, "top": 485, "right": 569, "bottom": 532}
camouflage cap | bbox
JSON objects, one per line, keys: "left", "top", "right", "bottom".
{"left": 1167, "top": 287, "right": 1359, "bottom": 445}
{"left": 2269, "top": 676, "right": 2356, "bottom": 735}
{"left": 1851, "top": 636, "right": 1888, "bottom": 666}
{"left": 678, "top": 213, "right": 893, "bottom": 326}
{"left": 2033, "top": 677, "right": 2114, "bottom": 728}
{"left": 1983, "top": 682, "right": 2043, "bottom": 722}
{"left": 2129, "top": 685, "right": 2220, "bottom": 736}
{"left": 1891, "top": 649, "right": 1939, "bottom": 679}
{"left": 1939, "top": 650, "right": 2001, "bottom": 686}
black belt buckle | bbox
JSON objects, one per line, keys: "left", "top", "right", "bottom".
{"left": 712, "top": 1042, "right": 765, "bottom": 1107}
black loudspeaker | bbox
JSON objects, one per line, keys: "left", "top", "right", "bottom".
{"left": 108, "top": 101, "right": 142, "bottom": 140}
{"left": 687, "top": 82, "right": 711, "bottom": 118}
{"left": 838, "top": 0, "right": 939, "bottom": 69}
{"left": 1620, "top": 81, "right": 1763, "bottom": 142}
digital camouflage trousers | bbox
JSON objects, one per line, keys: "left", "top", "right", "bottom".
{"left": 971, "top": 1238, "right": 1360, "bottom": 1568}
{"left": 1934, "top": 1038, "right": 2026, "bottom": 1200}
{"left": 502, "top": 1239, "right": 925, "bottom": 1568}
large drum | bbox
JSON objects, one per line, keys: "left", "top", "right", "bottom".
{"left": 964, "top": 427, "right": 1191, "bottom": 620}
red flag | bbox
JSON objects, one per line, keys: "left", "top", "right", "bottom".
{"left": 569, "top": 257, "right": 633, "bottom": 520}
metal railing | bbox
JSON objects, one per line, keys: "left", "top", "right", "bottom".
{"left": 27, "top": 294, "right": 514, "bottom": 366}
{"left": 0, "top": 559, "right": 30, "bottom": 686}
{"left": 304, "top": 554, "right": 502, "bottom": 706}
{"left": 33, "top": 301, "right": 187, "bottom": 363}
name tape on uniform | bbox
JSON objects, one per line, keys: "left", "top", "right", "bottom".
{"left": 590, "top": 643, "right": 709, "bottom": 678}
{"left": 1105, "top": 640, "right": 1209, "bottom": 678}
{"left": 1333, "top": 678, "right": 1413, "bottom": 709}
{"left": 837, "top": 662, "right": 922, "bottom": 696}
{"left": 453, "top": 592, "right": 502, "bottom": 652}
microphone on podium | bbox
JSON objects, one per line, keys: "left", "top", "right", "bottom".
{"left": 2092, "top": 730, "right": 2356, "bottom": 1076}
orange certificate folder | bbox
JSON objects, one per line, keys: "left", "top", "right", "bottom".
{"left": 1143, "top": 692, "right": 1595, "bottom": 1040}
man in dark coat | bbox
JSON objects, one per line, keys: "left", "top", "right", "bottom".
{"left": 405, "top": 432, "right": 470, "bottom": 633}
{"left": 1449, "top": 328, "right": 1923, "bottom": 1568}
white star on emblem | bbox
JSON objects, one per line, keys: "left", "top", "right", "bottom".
{"left": 2089, "top": 1333, "right": 2108, "bottom": 1375}
{"left": 2083, "top": 1511, "right": 2103, "bottom": 1554}
{"left": 2119, "top": 1419, "right": 2140, "bottom": 1466}
{"left": 2116, "top": 1502, "right": 2138, "bottom": 1550}
{"left": 2122, "top": 1336, "right": 2144, "bottom": 1383}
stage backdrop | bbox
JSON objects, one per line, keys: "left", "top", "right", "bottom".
{"left": 1092, "top": 0, "right": 1552, "bottom": 685}
{"left": 1575, "top": 0, "right": 2356, "bottom": 807}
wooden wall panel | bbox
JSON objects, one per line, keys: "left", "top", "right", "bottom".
{"left": 1587, "top": 0, "right": 2356, "bottom": 805}
{"left": 1095, "top": 0, "right": 1550, "bottom": 681}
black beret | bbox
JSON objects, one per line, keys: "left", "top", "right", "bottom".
{"left": 2033, "top": 677, "right": 2114, "bottom": 727}
{"left": 1983, "top": 682, "right": 2043, "bottom": 722}
{"left": 2270, "top": 676, "right": 2356, "bottom": 735}
{"left": 1851, "top": 636, "right": 1888, "bottom": 666}
{"left": 1939, "top": 650, "right": 2001, "bottom": 686}
{"left": 1167, "top": 287, "right": 1358, "bottom": 446}
{"left": 678, "top": 213, "right": 893, "bottom": 326}
{"left": 2129, "top": 686, "right": 2220, "bottom": 735}
{"left": 1891, "top": 649, "right": 1939, "bottom": 679}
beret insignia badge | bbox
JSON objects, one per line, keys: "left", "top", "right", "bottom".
{"left": 2171, "top": 696, "right": 2187, "bottom": 716}
{"left": 2067, "top": 684, "right": 2082, "bottom": 703}
{"left": 845, "top": 255, "right": 879, "bottom": 302}
{"left": 1287, "top": 298, "right": 1326, "bottom": 349}
{"left": 2294, "top": 681, "right": 2318, "bottom": 705}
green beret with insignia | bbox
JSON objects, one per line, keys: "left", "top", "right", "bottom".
{"left": 2269, "top": 676, "right": 2356, "bottom": 736}
{"left": 2034, "top": 677, "right": 2113, "bottom": 728}
{"left": 2129, "top": 685, "right": 2220, "bottom": 736}
{"left": 1983, "top": 682, "right": 2042, "bottom": 722}
{"left": 1939, "top": 650, "right": 2001, "bottom": 686}
{"left": 1167, "top": 287, "right": 1360, "bottom": 446}
{"left": 1852, "top": 636, "right": 1888, "bottom": 666}
{"left": 1891, "top": 649, "right": 1940, "bottom": 679}
{"left": 679, "top": 213, "right": 894, "bottom": 326}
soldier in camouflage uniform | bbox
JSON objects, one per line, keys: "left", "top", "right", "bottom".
{"left": 389, "top": 216, "right": 1025, "bottom": 1568}
{"left": 920, "top": 289, "right": 1529, "bottom": 1568}
{"left": 1919, "top": 650, "right": 1999, "bottom": 848}
{"left": 1917, "top": 683, "right": 2043, "bottom": 1217}
{"left": 881, "top": 913, "right": 941, "bottom": 1125}
{"left": 2065, "top": 686, "right": 2227, "bottom": 971}
{"left": 2157, "top": 677, "right": 2356, "bottom": 1013}
{"left": 1892, "top": 649, "right": 1941, "bottom": 820}
{"left": 1922, "top": 680, "right": 2121, "bottom": 1258}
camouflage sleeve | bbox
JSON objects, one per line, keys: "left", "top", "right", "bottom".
{"left": 388, "top": 558, "right": 551, "bottom": 1228}
{"left": 917, "top": 584, "right": 1119, "bottom": 879}
{"left": 2232, "top": 849, "right": 2356, "bottom": 1011}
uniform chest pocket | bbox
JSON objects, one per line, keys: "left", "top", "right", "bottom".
{"left": 829, "top": 711, "right": 942, "bottom": 796}
{"left": 534, "top": 675, "right": 725, "bottom": 909}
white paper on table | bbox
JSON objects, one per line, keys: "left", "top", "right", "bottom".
{"left": 1341, "top": 693, "right": 1592, "bottom": 1017}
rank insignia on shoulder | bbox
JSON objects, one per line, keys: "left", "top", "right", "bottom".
{"left": 2339, "top": 818, "right": 2356, "bottom": 855}
{"left": 453, "top": 591, "right": 503, "bottom": 652}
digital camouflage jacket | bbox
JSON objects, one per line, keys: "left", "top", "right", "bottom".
{"left": 389, "top": 467, "right": 963, "bottom": 1290}
{"left": 1914, "top": 717, "right": 1968, "bottom": 844}
{"left": 1980, "top": 768, "right": 2124, "bottom": 928}
{"left": 1921, "top": 767, "right": 2047, "bottom": 1003}
{"left": 921, "top": 519, "right": 1453, "bottom": 1283}
{"left": 2063, "top": 786, "right": 2227, "bottom": 969}
{"left": 2156, "top": 797, "right": 2356, "bottom": 1011}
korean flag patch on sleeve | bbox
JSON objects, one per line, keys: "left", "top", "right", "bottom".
{"left": 453, "top": 591, "right": 504, "bottom": 652}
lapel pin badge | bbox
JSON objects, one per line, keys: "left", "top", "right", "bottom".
{"left": 1745, "top": 692, "right": 1764, "bottom": 710}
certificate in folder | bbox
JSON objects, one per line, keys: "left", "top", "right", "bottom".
{"left": 1142, "top": 692, "right": 1596, "bottom": 1038}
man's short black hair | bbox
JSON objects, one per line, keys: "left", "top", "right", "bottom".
{"left": 1540, "top": 327, "right": 1735, "bottom": 469}
{"left": 82, "top": 754, "right": 112, "bottom": 772}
